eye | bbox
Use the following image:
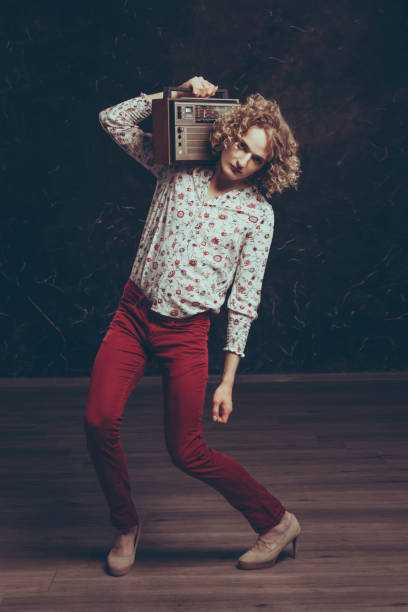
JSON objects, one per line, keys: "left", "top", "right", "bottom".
{"left": 253, "top": 157, "right": 263, "bottom": 165}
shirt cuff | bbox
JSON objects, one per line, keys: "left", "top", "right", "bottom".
{"left": 222, "top": 311, "right": 252, "bottom": 358}
{"left": 137, "top": 92, "right": 153, "bottom": 118}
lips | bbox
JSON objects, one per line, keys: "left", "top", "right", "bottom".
{"left": 230, "top": 164, "right": 242, "bottom": 175}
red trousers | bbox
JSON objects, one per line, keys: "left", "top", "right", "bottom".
{"left": 84, "top": 279, "right": 286, "bottom": 535}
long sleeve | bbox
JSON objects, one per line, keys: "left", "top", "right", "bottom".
{"left": 223, "top": 206, "right": 275, "bottom": 358}
{"left": 98, "top": 92, "right": 166, "bottom": 178}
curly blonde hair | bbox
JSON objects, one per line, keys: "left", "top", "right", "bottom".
{"left": 210, "top": 93, "right": 301, "bottom": 200}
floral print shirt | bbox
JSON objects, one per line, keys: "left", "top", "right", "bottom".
{"left": 99, "top": 93, "right": 275, "bottom": 358}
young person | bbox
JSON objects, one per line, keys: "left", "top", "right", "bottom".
{"left": 84, "top": 76, "right": 301, "bottom": 575}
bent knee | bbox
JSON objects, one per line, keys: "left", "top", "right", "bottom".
{"left": 83, "top": 411, "right": 117, "bottom": 432}
{"left": 167, "top": 439, "right": 208, "bottom": 472}
{"left": 167, "top": 447, "right": 188, "bottom": 469}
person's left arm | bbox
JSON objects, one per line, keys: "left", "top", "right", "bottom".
{"left": 212, "top": 206, "right": 275, "bottom": 424}
{"left": 212, "top": 351, "right": 240, "bottom": 424}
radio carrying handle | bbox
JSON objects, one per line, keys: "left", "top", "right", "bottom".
{"left": 163, "top": 86, "right": 229, "bottom": 99}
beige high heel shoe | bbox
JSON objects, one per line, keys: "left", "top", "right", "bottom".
{"left": 237, "top": 512, "right": 301, "bottom": 570}
{"left": 106, "top": 522, "right": 142, "bottom": 576}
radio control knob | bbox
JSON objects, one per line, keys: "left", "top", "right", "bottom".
{"left": 177, "top": 127, "right": 184, "bottom": 133}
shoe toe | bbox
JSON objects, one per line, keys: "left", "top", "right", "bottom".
{"left": 106, "top": 524, "right": 141, "bottom": 576}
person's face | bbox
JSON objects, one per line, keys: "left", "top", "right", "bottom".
{"left": 219, "top": 126, "right": 270, "bottom": 184}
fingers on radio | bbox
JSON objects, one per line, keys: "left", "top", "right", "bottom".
{"left": 191, "top": 76, "right": 218, "bottom": 97}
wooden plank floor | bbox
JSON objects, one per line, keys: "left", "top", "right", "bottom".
{"left": 0, "top": 373, "right": 407, "bottom": 611}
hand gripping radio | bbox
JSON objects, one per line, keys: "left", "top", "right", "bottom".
{"left": 152, "top": 86, "right": 240, "bottom": 164}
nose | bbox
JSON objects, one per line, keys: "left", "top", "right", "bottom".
{"left": 237, "top": 151, "right": 252, "bottom": 167}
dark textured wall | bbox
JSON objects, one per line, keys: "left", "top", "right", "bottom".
{"left": 1, "top": 0, "right": 407, "bottom": 376}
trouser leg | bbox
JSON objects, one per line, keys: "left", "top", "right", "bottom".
{"left": 157, "top": 317, "right": 286, "bottom": 535}
{"left": 84, "top": 286, "right": 148, "bottom": 533}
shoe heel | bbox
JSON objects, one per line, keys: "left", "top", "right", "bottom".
{"left": 292, "top": 535, "right": 299, "bottom": 559}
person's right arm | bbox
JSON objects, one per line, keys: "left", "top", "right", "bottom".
{"left": 98, "top": 92, "right": 161, "bottom": 175}
{"left": 98, "top": 77, "right": 218, "bottom": 174}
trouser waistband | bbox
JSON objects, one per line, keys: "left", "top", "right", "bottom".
{"left": 124, "top": 278, "right": 210, "bottom": 323}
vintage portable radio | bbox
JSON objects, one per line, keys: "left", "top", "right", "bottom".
{"left": 152, "top": 86, "right": 240, "bottom": 164}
